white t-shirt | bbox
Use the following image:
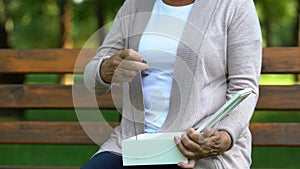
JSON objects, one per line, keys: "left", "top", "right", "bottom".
{"left": 139, "top": 0, "right": 193, "bottom": 133}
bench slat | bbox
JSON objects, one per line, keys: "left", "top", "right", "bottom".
{"left": 0, "top": 84, "right": 115, "bottom": 109}
{"left": 0, "top": 48, "right": 299, "bottom": 74}
{"left": 256, "top": 85, "right": 300, "bottom": 110}
{"left": 0, "top": 49, "right": 95, "bottom": 74}
{"left": 0, "top": 85, "right": 299, "bottom": 110}
{"left": 250, "top": 123, "right": 300, "bottom": 146}
{"left": 0, "top": 122, "right": 299, "bottom": 146}
{"left": 262, "top": 47, "right": 300, "bottom": 73}
{"left": 0, "top": 121, "right": 119, "bottom": 145}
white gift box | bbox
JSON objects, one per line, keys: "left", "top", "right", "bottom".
{"left": 122, "top": 88, "right": 252, "bottom": 166}
{"left": 122, "top": 132, "right": 187, "bottom": 166}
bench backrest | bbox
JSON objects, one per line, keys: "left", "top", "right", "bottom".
{"left": 0, "top": 48, "right": 299, "bottom": 146}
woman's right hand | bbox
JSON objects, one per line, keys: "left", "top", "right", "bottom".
{"left": 100, "top": 49, "right": 148, "bottom": 83}
{"left": 174, "top": 128, "right": 232, "bottom": 168}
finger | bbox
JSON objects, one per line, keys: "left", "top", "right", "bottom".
{"left": 115, "top": 67, "right": 139, "bottom": 77}
{"left": 115, "top": 70, "right": 138, "bottom": 82}
{"left": 181, "top": 131, "right": 202, "bottom": 153}
{"left": 119, "top": 49, "right": 142, "bottom": 61}
{"left": 178, "top": 159, "right": 197, "bottom": 169}
{"left": 112, "top": 75, "right": 132, "bottom": 83}
{"left": 197, "top": 128, "right": 218, "bottom": 143}
{"left": 112, "top": 71, "right": 137, "bottom": 83}
{"left": 202, "top": 127, "right": 217, "bottom": 137}
{"left": 186, "top": 128, "right": 207, "bottom": 144}
{"left": 110, "top": 52, "right": 125, "bottom": 65}
{"left": 119, "top": 60, "right": 148, "bottom": 71}
{"left": 174, "top": 136, "right": 196, "bottom": 159}
{"left": 200, "top": 138, "right": 220, "bottom": 156}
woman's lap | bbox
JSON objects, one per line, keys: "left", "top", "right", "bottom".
{"left": 81, "top": 151, "right": 181, "bottom": 169}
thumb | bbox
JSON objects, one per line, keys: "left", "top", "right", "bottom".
{"left": 178, "top": 159, "right": 196, "bottom": 169}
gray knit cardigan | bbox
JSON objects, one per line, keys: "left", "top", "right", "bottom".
{"left": 84, "top": 0, "right": 262, "bottom": 168}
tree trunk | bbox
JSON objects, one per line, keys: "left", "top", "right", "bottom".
{"left": 97, "top": 0, "right": 105, "bottom": 45}
{"left": 0, "top": 0, "right": 9, "bottom": 48}
{"left": 0, "top": 0, "right": 24, "bottom": 117}
{"left": 295, "top": 0, "right": 300, "bottom": 83}
{"left": 59, "top": 0, "right": 73, "bottom": 48}
{"left": 262, "top": 4, "right": 272, "bottom": 47}
{"left": 296, "top": 0, "right": 300, "bottom": 47}
{"left": 59, "top": 0, "right": 73, "bottom": 84}
{"left": 0, "top": 24, "right": 8, "bottom": 48}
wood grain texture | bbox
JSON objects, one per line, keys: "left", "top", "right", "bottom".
{"left": 0, "top": 48, "right": 299, "bottom": 73}
{"left": 0, "top": 121, "right": 118, "bottom": 145}
{"left": 256, "top": 85, "right": 300, "bottom": 110}
{"left": 250, "top": 123, "right": 300, "bottom": 146}
{"left": 0, "top": 84, "right": 115, "bottom": 109}
{"left": 0, "top": 85, "right": 299, "bottom": 110}
{"left": 0, "top": 122, "right": 299, "bottom": 146}
{"left": 262, "top": 47, "right": 300, "bottom": 73}
{"left": 0, "top": 49, "right": 96, "bottom": 74}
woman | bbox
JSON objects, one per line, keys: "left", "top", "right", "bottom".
{"left": 83, "top": 0, "right": 262, "bottom": 168}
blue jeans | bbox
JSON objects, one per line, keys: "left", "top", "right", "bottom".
{"left": 81, "top": 151, "right": 181, "bottom": 169}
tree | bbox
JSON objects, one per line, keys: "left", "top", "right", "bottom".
{"left": 8, "top": 0, "right": 60, "bottom": 48}
{"left": 297, "top": 0, "right": 300, "bottom": 46}
{"left": 0, "top": 0, "right": 25, "bottom": 117}
{"left": 255, "top": 0, "right": 297, "bottom": 47}
{"left": 59, "top": 0, "right": 73, "bottom": 48}
{"left": 0, "top": 0, "right": 9, "bottom": 48}
{"left": 295, "top": 0, "right": 300, "bottom": 82}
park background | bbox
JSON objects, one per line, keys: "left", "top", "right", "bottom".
{"left": 0, "top": 0, "right": 299, "bottom": 168}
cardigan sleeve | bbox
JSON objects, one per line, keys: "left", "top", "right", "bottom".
{"left": 83, "top": 1, "right": 132, "bottom": 95}
{"left": 216, "top": 0, "right": 262, "bottom": 146}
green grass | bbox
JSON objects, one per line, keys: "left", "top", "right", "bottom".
{"left": 252, "top": 147, "right": 300, "bottom": 169}
{"left": 25, "top": 74, "right": 61, "bottom": 84}
{"left": 0, "top": 144, "right": 98, "bottom": 166}
{"left": 251, "top": 111, "right": 300, "bottom": 123}
{"left": 259, "top": 74, "right": 296, "bottom": 85}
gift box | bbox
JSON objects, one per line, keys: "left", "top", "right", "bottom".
{"left": 122, "top": 132, "right": 187, "bottom": 166}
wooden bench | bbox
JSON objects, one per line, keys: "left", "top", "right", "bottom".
{"left": 0, "top": 48, "right": 299, "bottom": 169}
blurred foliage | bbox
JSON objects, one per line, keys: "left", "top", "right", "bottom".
{"left": 2, "top": 0, "right": 124, "bottom": 48}
{"left": 0, "top": 0, "right": 299, "bottom": 48}
{"left": 255, "top": 0, "right": 298, "bottom": 46}
{"left": 5, "top": 0, "right": 60, "bottom": 48}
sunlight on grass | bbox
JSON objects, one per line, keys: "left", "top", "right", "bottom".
{"left": 25, "top": 74, "right": 60, "bottom": 84}
{"left": 252, "top": 111, "right": 300, "bottom": 123}
{"left": 259, "top": 74, "right": 296, "bottom": 85}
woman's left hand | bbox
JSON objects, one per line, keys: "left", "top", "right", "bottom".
{"left": 174, "top": 128, "right": 232, "bottom": 168}
{"left": 177, "top": 159, "right": 197, "bottom": 169}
